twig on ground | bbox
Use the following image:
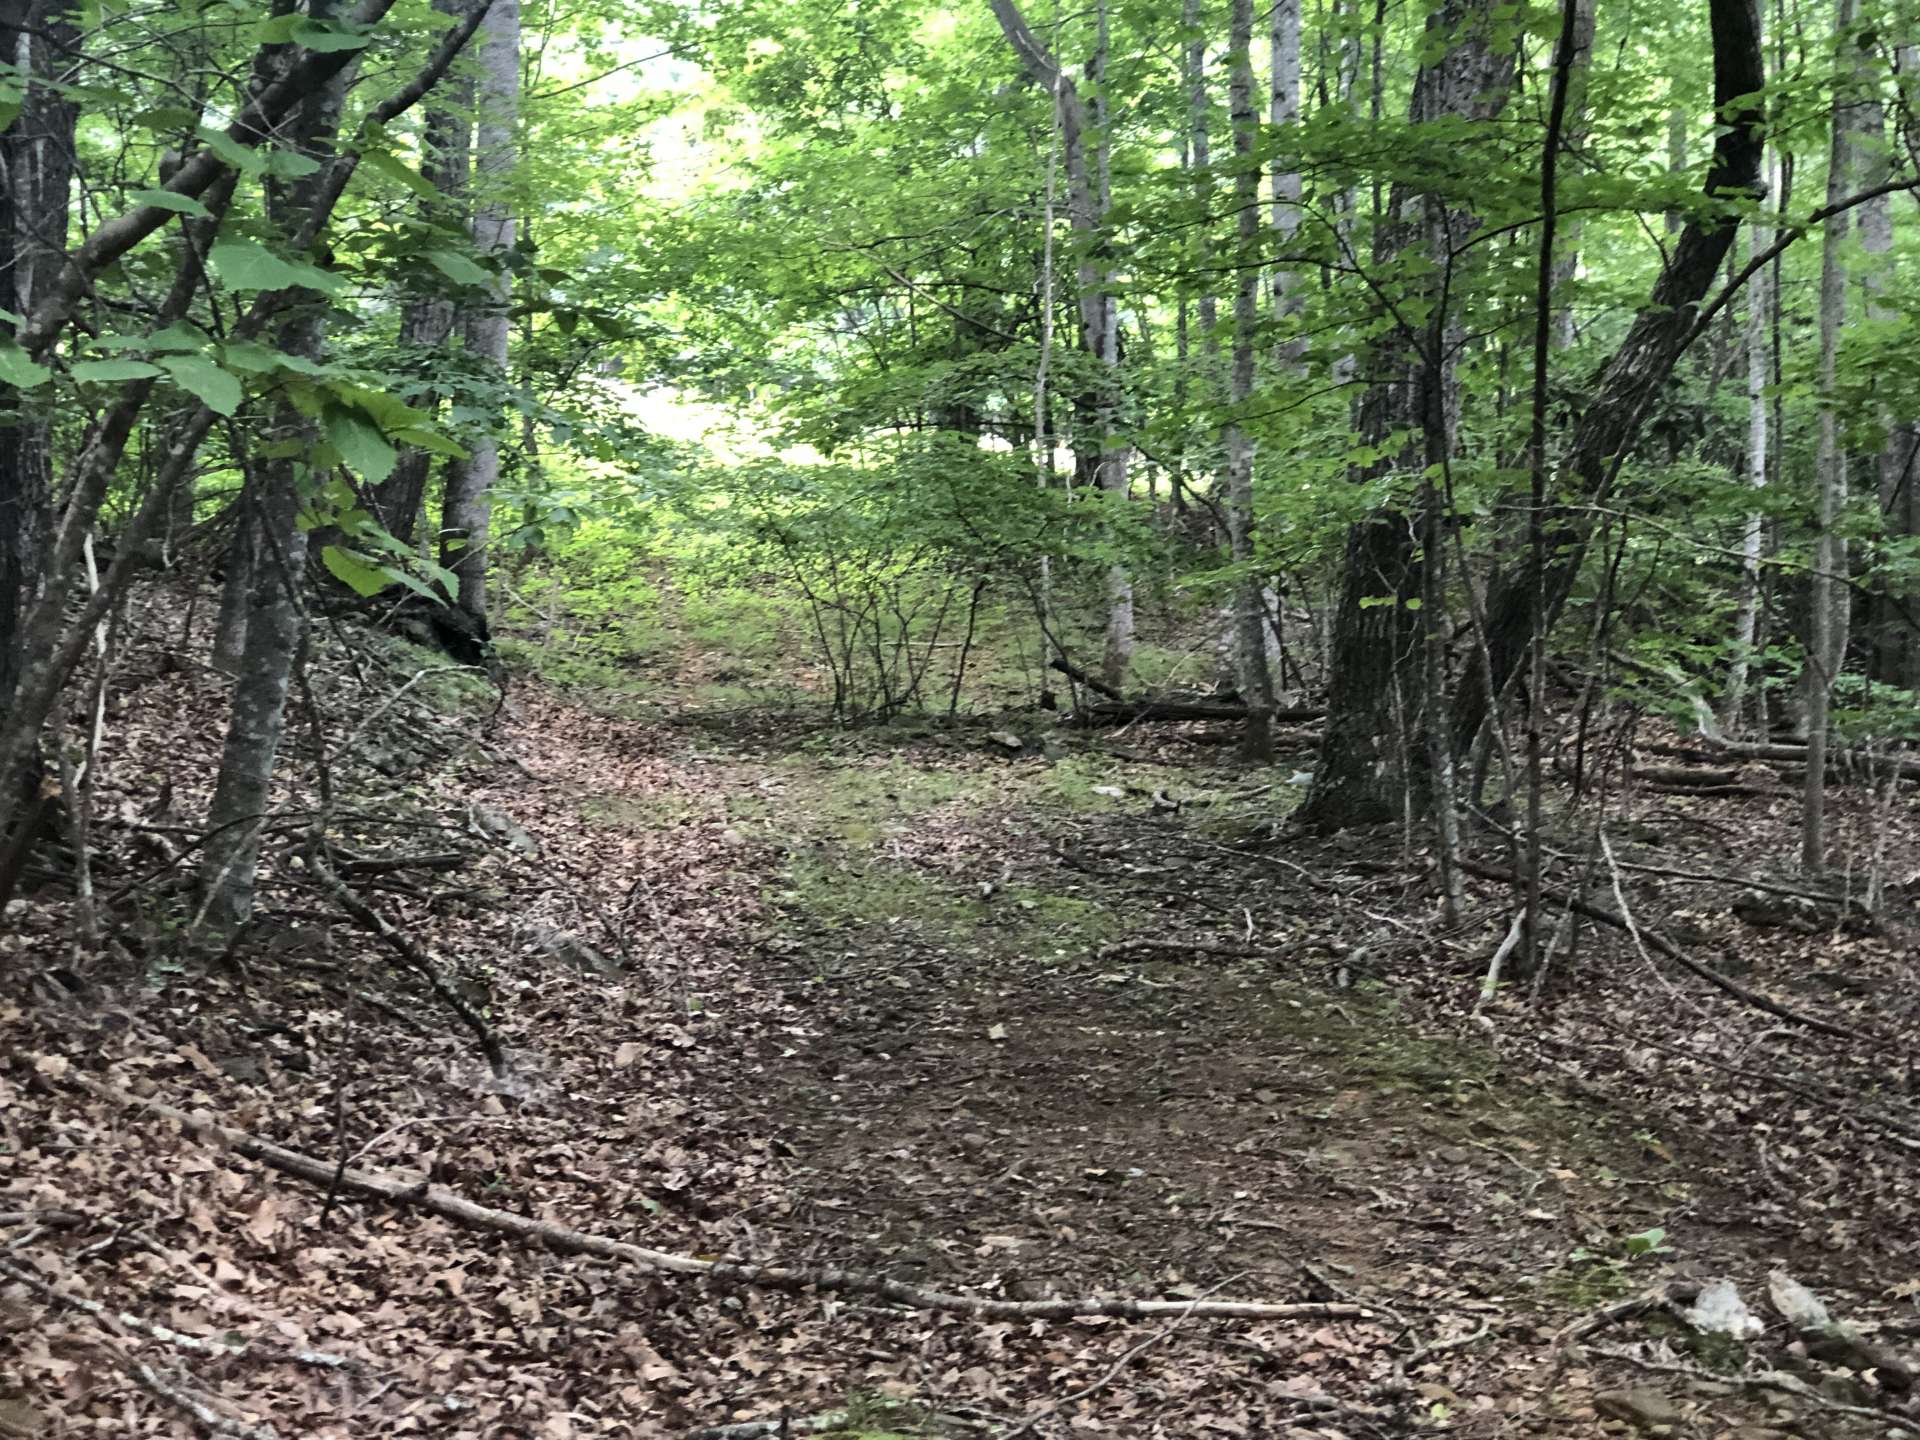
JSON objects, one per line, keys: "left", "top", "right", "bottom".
{"left": 81, "top": 1077, "right": 1386, "bottom": 1326}
{"left": 125, "top": 1357, "right": 280, "bottom": 1440}
{"left": 0, "top": 1257, "right": 354, "bottom": 1370}
{"left": 1586, "top": 1344, "right": 1920, "bottom": 1437}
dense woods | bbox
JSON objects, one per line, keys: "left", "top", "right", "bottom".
{"left": 5, "top": 0, "right": 1920, "bottom": 1435}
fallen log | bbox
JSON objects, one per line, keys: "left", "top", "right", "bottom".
{"left": 1639, "top": 737, "right": 1920, "bottom": 783}
{"left": 79, "top": 1077, "right": 1384, "bottom": 1327}
{"left": 1047, "top": 655, "right": 1126, "bottom": 702}
{"left": 1080, "top": 699, "right": 1326, "bottom": 725}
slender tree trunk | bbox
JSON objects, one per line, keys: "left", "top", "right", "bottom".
{"left": 0, "top": 0, "right": 77, "bottom": 720}
{"left": 1225, "top": 0, "right": 1272, "bottom": 761}
{"left": 377, "top": 0, "right": 473, "bottom": 547}
{"left": 440, "top": 0, "right": 518, "bottom": 640}
{"left": 1723, "top": 153, "right": 1773, "bottom": 729}
{"left": 1550, "top": 0, "right": 1596, "bottom": 349}
{"left": 1299, "top": 0, "right": 1514, "bottom": 829}
{"left": 1804, "top": 0, "right": 1855, "bottom": 874}
{"left": 991, "top": 0, "right": 1133, "bottom": 689}
{"left": 197, "top": 6, "right": 352, "bottom": 934}
{"left": 1447, "top": 0, "right": 1766, "bottom": 757}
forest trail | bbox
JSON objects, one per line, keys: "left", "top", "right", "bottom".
{"left": 7, "top": 644, "right": 1909, "bottom": 1439}
{"left": 450, "top": 686, "right": 1883, "bottom": 1437}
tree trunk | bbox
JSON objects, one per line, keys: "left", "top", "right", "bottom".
{"left": 377, "top": 0, "right": 474, "bottom": 548}
{"left": 1298, "top": 0, "right": 1514, "bottom": 829}
{"left": 1224, "top": 0, "right": 1272, "bottom": 761}
{"left": 991, "top": 0, "right": 1133, "bottom": 690}
{"left": 440, "top": 0, "right": 518, "bottom": 638}
{"left": 1804, "top": 0, "right": 1855, "bottom": 874}
{"left": 0, "top": 0, "right": 77, "bottom": 720}
{"left": 197, "top": 6, "right": 352, "bottom": 935}
{"left": 1447, "top": 0, "right": 1766, "bottom": 759}
{"left": 1722, "top": 153, "right": 1773, "bottom": 729}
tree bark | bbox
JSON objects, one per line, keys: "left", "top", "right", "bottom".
{"left": 1223, "top": 0, "right": 1273, "bottom": 761}
{"left": 991, "top": 0, "right": 1134, "bottom": 689}
{"left": 1722, "top": 153, "right": 1773, "bottom": 729}
{"left": 0, "top": 0, "right": 77, "bottom": 720}
{"left": 439, "top": 0, "right": 517, "bottom": 637}
{"left": 1804, "top": 0, "right": 1855, "bottom": 874}
{"left": 1298, "top": 0, "right": 1514, "bottom": 829}
{"left": 377, "top": 0, "right": 474, "bottom": 548}
{"left": 197, "top": 5, "right": 353, "bottom": 935}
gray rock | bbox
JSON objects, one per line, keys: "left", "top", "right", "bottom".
{"left": 1594, "top": 1387, "right": 1684, "bottom": 1430}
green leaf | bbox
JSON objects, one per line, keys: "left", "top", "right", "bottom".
{"left": 198, "top": 127, "right": 267, "bottom": 175}
{"left": 210, "top": 241, "right": 301, "bottom": 291}
{"left": 325, "top": 405, "right": 397, "bottom": 484}
{"left": 159, "top": 355, "right": 242, "bottom": 416}
{"left": 391, "top": 425, "right": 467, "bottom": 458}
{"left": 71, "top": 358, "right": 164, "bottom": 382}
{"left": 291, "top": 18, "right": 373, "bottom": 52}
{"left": 208, "top": 241, "right": 341, "bottom": 295}
{"left": 360, "top": 148, "right": 436, "bottom": 198}
{"left": 265, "top": 148, "right": 323, "bottom": 180}
{"left": 426, "top": 249, "right": 491, "bottom": 288}
{"left": 0, "top": 341, "right": 50, "bottom": 390}
{"left": 146, "top": 322, "right": 210, "bottom": 353}
{"left": 130, "top": 188, "right": 213, "bottom": 219}
{"left": 320, "top": 545, "right": 392, "bottom": 597}
{"left": 0, "top": 101, "right": 21, "bottom": 131}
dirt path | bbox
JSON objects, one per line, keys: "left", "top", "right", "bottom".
{"left": 7, "top": 677, "right": 1908, "bottom": 1439}
{"left": 500, "top": 693, "right": 1894, "bottom": 1438}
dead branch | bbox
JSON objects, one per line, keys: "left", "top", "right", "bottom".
{"left": 1455, "top": 857, "right": 1883, "bottom": 1045}
{"left": 0, "top": 1257, "right": 354, "bottom": 1371}
{"left": 1078, "top": 698, "right": 1326, "bottom": 725}
{"left": 306, "top": 844, "right": 510, "bottom": 1078}
{"left": 81, "top": 1077, "right": 1385, "bottom": 1327}
{"left": 124, "top": 1357, "right": 279, "bottom": 1440}
{"left": 1047, "top": 655, "right": 1126, "bottom": 701}
{"left": 1585, "top": 1344, "right": 1920, "bottom": 1438}
{"left": 1095, "top": 938, "right": 1277, "bottom": 962}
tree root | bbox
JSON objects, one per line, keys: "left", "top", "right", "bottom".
{"left": 78, "top": 1076, "right": 1385, "bottom": 1327}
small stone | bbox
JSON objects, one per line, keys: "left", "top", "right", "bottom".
{"left": 1594, "top": 1387, "right": 1684, "bottom": 1430}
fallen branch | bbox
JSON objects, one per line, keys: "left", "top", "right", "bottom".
{"left": 1095, "top": 938, "right": 1276, "bottom": 962}
{"left": 0, "top": 1257, "right": 353, "bottom": 1371}
{"left": 1455, "top": 857, "right": 1882, "bottom": 1045}
{"left": 126, "top": 1358, "right": 279, "bottom": 1440}
{"left": 1047, "top": 655, "right": 1126, "bottom": 702}
{"left": 1639, "top": 736, "right": 1920, "bottom": 783}
{"left": 1079, "top": 699, "right": 1326, "bottom": 726}
{"left": 1586, "top": 1344, "right": 1920, "bottom": 1438}
{"left": 307, "top": 844, "right": 510, "bottom": 1078}
{"left": 80, "top": 1077, "right": 1383, "bottom": 1326}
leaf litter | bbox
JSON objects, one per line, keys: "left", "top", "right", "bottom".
{"left": 3, "top": 596, "right": 1920, "bottom": 1437}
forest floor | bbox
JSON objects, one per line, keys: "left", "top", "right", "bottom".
{"left": 6, "top": 598, "right": 1920, "bottom": 1439}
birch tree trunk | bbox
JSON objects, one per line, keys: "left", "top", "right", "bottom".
{"left": 440, "top": 0, "right": 519, "bottom": 642}
{"left": 1722, "top": 152, "right": 1773, "bottom": 729}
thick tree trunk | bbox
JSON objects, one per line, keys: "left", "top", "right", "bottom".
{"left": 439, "top": 0, "right": 517, "bottom": 636}
{"left": 1447, "top": 0, "right": 1766, "bottom": 759}
{"left": 197, "top": 7, "right": 352, "bottom": 935}
{"left": 1299, "top": 0, "right": 1514, "bottom": 829}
